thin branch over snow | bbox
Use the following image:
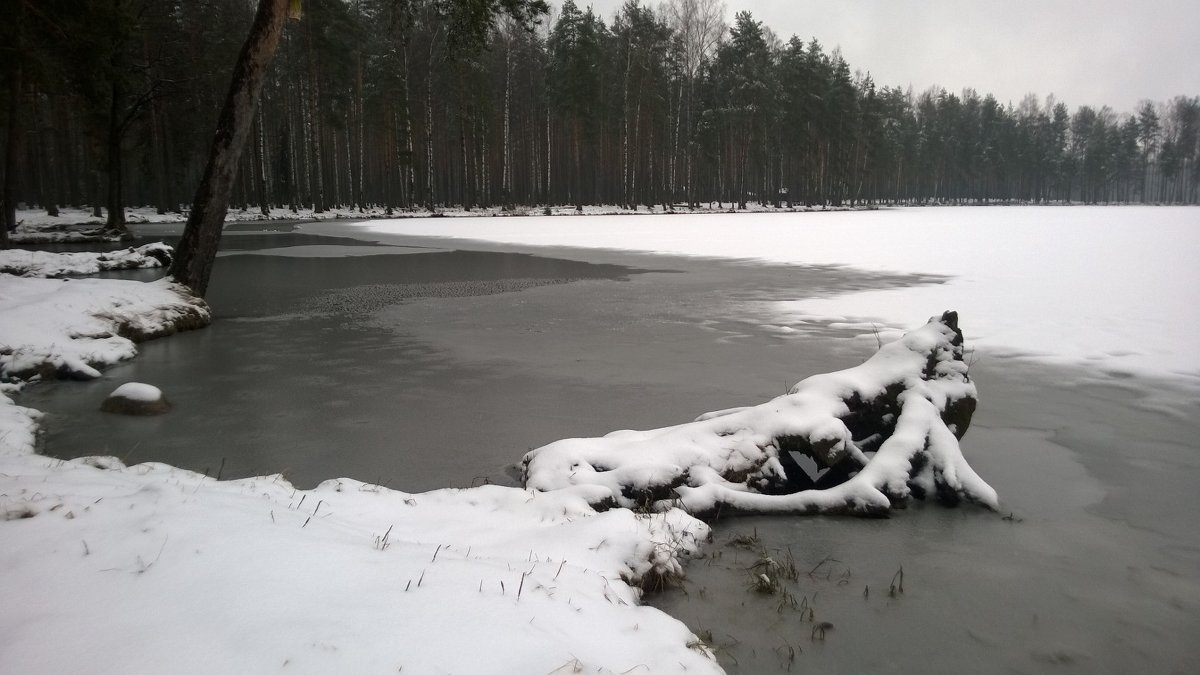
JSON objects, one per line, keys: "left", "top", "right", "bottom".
{"left": 523, "top": 311, "right": 997, "bottom": 517}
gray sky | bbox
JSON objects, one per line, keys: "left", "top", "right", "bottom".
{"left": 564, "top": 0, "right": 1200, "bottom": 113}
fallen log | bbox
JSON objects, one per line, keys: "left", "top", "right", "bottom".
{"left": 522, "top": 311, "right": 997, "bottom": 517}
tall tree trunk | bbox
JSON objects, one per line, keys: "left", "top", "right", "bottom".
{"left": 1, "top": 7, "right": 23, "bottom": 244}
{"left": 169, "top": 0, "right": 292, "bottom": 297}
{"left": 424, "top": 63, "right": 435, "bottom": 211}
{"left": 105, "top": 77, "right": 127, "bottom": 233}
{"left": 355, "top": 49, "right": 364, "bottom": 210}
{"left": 621, "top": 40, "right": 632, "bottom": 208}
{"left": 501, "top": 41, "right": 513, "bottom": 206}
{"left": 403, "top": 50, "right": 415, "bottom": 209}
{"left": 32, "top": 90, "right": 60, "bottom": 217}
{"left": 343, "top": 122, "right": 353, "bottom": 210}
{"left": 255, "top": 102, "right": 270, "bottom": 216}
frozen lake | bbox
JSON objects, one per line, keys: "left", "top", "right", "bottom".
{"left": 24, "top": 206, "right": 1200, "bottom": 673}
{"left": 355, "top": 206, "right": 1200, "bottom": 389}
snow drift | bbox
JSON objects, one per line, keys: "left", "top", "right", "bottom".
{"left": 523, "top": 311, "right": 997, "bottom": 516}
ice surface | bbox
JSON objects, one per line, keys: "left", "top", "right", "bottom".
{"left": 353, "top": 206, "right": 1200, "bottom": 383}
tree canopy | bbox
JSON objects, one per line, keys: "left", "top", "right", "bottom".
{"left": 2, "top": 0, "right": 1197, "bottom": 240}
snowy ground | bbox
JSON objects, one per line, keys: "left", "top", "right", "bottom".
{"left": 0, "top": 249, "right": 720, "bottom": 674}
{"left": 0, "top": 242, "right": 172, "bottom": 277}
{"left": 349, "top": 206, "right": 1200, "bottom": 389}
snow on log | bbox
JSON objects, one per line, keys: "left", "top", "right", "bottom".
{"left": 522, "top": 311, "right": 998, "bottom": 517}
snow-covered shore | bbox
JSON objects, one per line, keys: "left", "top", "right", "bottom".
{"left": 7, "top": 202, "right": 864, "bottom": 244}
{"left": 0, "top": 242, "right": 173, "bottom": 277}
{"left": 0, "top": 249, "right": 720, "bottom": 673}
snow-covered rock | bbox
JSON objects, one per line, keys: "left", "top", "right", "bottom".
{"left": 101, "top": 382, "right": 170, "bottom": 415}
{"left": 523, "top": 311, "right": 997, "bottom": 516}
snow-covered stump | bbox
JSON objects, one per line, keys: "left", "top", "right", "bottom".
{"left": 522, "top": 311, "right": 998, "bottom": 517}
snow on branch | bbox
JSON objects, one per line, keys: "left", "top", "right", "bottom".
{"left": 522, "top": 311, "right": 998, "bottom": 517}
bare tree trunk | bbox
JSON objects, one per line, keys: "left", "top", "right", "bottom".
{"left": 1, "top": 8, "right": 24, "bottom": 243}
{"left": 621, "top": 39, "right": 632, "bottom": 208}
{"left": 477, "top": 117, "right": 487, "bottom": 205}
{"left": 255, "top": 102, "right": 270, "bottom": 216}
{"left": 343, "top": 122, "right": 353, "bottom": 210}
{"left": 355, "top": 50, "right": 364, "bottom": 210}
{"left": 299, "top": 77, "right": 313, "bottom": 208}
{"left": 29, "top": 88, "right": 60, "bottom": 217}
{"left": 104, "top": 77, "right": 127, "bottom": 234}
{"left": 425, "top": 66, "right": 435, "bottom": 211}
{"left": 1, "top": 83, "right": 17, "bottom": 243}
{"left": 631, "top": 89, "right": 642, "bottom": 208}
{"left": 169, "top": 0, "right": 292, "bottom": 297}
{"left": 502, "top": 39, "right": 513, "bottom": 206}
{"left": 403, "top": 50, "right": 415, "bottom": 209}
{"left": 308, "top": 74, "right": 325, "bottom": 212}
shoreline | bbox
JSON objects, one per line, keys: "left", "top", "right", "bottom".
{"left": 12, "top": 200, "right": 1197, "bottom": 246}
{"left": 5, "top": 219, "right": 1198, "bottom": 673}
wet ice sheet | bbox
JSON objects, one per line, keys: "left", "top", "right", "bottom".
{"left": 218, "top": 244, "right": 435, "bottom": 258}
{"left": 647, "top": 360, "right": 1200, "bottom": 674}
{"left": 351, "top": 206, "right": 1200, "bottom": 386}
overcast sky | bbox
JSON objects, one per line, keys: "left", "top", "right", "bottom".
{"left": 561, "top": 0, "right": 1200, "bottom": 114}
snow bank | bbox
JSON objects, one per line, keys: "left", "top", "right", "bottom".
{"left": 0, "top": 243, "right": 173, "bottom": 277}
{"left": 0, "top": 275, "right": 210, "bottom": 379}
{"left": 524, "top": 311, "right": 996, "bottom": 516}
{"left": 351, "top": 206, "right": 1200, "bottom": 384}
{"left": 0, "top": 457, "right": 715, "bottom": 673}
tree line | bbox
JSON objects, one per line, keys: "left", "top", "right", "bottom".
{"left": 3, "top": 0, "right": 1198, "bottom": 236}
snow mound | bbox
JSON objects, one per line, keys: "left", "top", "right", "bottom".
{"left": 102, "top": 382, "right": 170, "bottom": 415}
{"left": 108, "top": 382, "right": 163, "bottom": 402}
{"left": 0, "top": 458, "right": 716, "bottom": 673}
{"left": 523, "top": 311, "right": 997, "bottom": 516}
{"left": 0, "top": 276, "right": 210, "bottom": 380}
{"left": 0, "top": 243, "right": 173, "bottom": 277}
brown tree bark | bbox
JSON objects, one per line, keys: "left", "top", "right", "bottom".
{"left": 169, "top": 0, "right": 292, "bottom": 297}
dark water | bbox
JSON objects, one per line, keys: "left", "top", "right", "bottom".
{"left": 20, "top": 223, "right": 1200, "bottom": 674}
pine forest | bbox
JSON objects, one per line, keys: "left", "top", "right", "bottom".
{"left": 3, "top": 0, "right": 1199, "bottom": 234}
